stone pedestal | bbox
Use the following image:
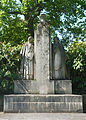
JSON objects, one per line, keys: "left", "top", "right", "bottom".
{"left": 4, "top": 94, "right": 83, "bottom": 113}
{"left": 14, "top": 80, "right": 54, "bottom": 94}
{"left": 14, "top": 80, "right": 39, "bottom": 94}
{"left": 14, "top": 80, "right": 72, "bottom": 94}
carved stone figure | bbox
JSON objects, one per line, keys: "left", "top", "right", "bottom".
{"left": 20, "top": 36, "right": 34, "bottom": 80}
{"left": 52, "top": 37, "right": 66, "bottom": 79}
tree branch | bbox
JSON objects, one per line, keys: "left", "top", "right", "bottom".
{"left": 33, "top": 3, "right": 44, "bottom": 19}
{"left": 19, "top": 0, "right": 24, "bottom": 6}
{"left": 33, "top": 8, "right": 43, "bottom": 19}
{"left": 30, "top": 3, "right": 43, "bottom": 12}
{"left": 19, "top": 0, "right": 22, "bottom": 3}
{"left": 36, "top": 0, "right": 38, "bottom": 3}
{"left": 7, "top": 11, "right": 24, "bottom": 15}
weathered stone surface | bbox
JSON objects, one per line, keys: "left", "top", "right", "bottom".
{"left": 52, "top": 37, "right": 66, "bottom": 79}
{"left": 14, "top": 80, "right": 72, "bottom": 94}
{"left": 20, "top": 36, "right": 34, "bottom": 80}
{"left": 14, "top": 80, "right": 54, "bottom": 94}
{"left": 34, "top": 14, "right": 54, "bottom": 94}
{"left": 14, "top": 80, "right": 39, "bottom": 94}
{"left": 0, "top": 96, "right": 3, "bottom": 112}
{"left": 4, "top": 94, "right": 83, "bottom": 113}
{"left": 83, "top": 95, "right": 86, "bottom": 113}
{"left": 54, "top": 80, "right": 72, "bottom": 94}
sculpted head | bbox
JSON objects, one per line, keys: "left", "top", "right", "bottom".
{"left": 54, "top": 37, "right": 59, "bottom": 44}
{"left": 40, "top": 14, "right": 46, "bottom": 24}
{"left": 28, "top": 36, "right": 33, "bottom": 43}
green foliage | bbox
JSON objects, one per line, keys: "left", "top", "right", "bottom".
{"left": 66, "top": 41, "right": 86, "bottom": 94}
{"left": 0, "top": 11, "right": 28, "bottom": 44}
{"left": 66, "top": 42, "right": 86, "bottom": 72}
{"left": 45, "top": 0, "right": 86, "bottom": 45}
{"left": 0, "top": 0, "right": 86, "bottom": 44}
{"left": 0, "top": 42, "right": 22, "bottom": 94}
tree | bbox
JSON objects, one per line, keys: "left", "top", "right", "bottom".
{"left": 66, "top": 41, "right": 86, "bottom": 94}
{"left": 0, "top": 0, "right": 86, "bottom": 45}
{"left": 0, "top": 42, "right": 21, "bottom": 94}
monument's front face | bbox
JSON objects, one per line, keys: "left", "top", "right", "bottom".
{"left": 4, "top": 14, "right": 83, "bottom": 113}
{"left": 34, "top": 15, "right": 54, "bottom": 94}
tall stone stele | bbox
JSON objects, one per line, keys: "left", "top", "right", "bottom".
{"left": 34, "top": 14, "right": 54, "bottom": 94}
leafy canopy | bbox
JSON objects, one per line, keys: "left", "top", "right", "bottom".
{"left": 0, "top": 0, "right": 86, "bottom": 45}
{"left": 66, "top": 41, "right": 86, "bottom": 94}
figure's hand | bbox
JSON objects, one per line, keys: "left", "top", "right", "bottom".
{"left": 28, "top": 53, "right": 33, "bottom": 60}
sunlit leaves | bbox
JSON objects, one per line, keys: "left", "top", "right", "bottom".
{"left": 0, "top": 42, "right": 22, "bottom": 93}
{"left": 0, "top": 15, "right": 28, "bottom": 44}
{"left": 0, "top": 0, "right": 85, "bottom": 45}
{"left": 66, "top": 41, "right": 86, "bottom": 72}
{"left": 44, "top": 0, "right": 86, "bottom": 46}
{"left": 66, "top": 41, "right": 86, "bottom": 94}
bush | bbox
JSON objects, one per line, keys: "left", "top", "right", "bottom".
{"left": 0, "top": 42, "right": 21, "bottom": 94}
{"left": 66, "top": 41, "right": 86, "bottom": 94}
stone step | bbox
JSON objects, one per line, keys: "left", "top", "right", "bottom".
{"left": 4, "top": 94, "right": 83, "bottom": 113}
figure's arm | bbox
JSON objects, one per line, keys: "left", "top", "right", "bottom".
{"left": 27, "top": 45, "right": 34, "bottom": 60}
{"left": 20, "top": 43, "right": 26, "bottom": 56}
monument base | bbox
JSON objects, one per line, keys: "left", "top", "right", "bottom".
{"left": 14, "top": 80, "right": 72, "bottom": 94}
{"left": 4, "top": 94, "right": 83, "bottom": 113}
{"left": 14, "top": 80, "right": 54, "bottom": 94}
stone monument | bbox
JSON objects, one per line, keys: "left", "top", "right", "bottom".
{"left": 4, "top": 14, "right": 83, "bottom": 113}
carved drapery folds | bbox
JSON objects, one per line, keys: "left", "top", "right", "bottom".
{"left": 52, "top": 37, "right": 66, "bottom": 80}
{"left": 20, "top": 36, "right": 34, "bottom": 80}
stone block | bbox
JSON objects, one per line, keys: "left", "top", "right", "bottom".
{"left": 54, "top": 80, "right": 72, "bottom": 94}
{"left": 83, "top": 95, "right": 86, "bottom": 113}
{"left": 14, "top": 80, "right": 39, "bottom": 94}
{"left": 14, "top": 80, "right": 54, "bottom": 94}
{"left": 4, "top": 94, "right": 83, "bottom": 113}
{"left": 0, "top": 96, "right": 3, "bottom": 111}
{"left": 14, "top": 79, "right": 72, "bottom": 94}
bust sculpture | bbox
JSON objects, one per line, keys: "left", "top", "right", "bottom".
{"left": 20, "top": 36, "right": 34, "bottom": 80}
